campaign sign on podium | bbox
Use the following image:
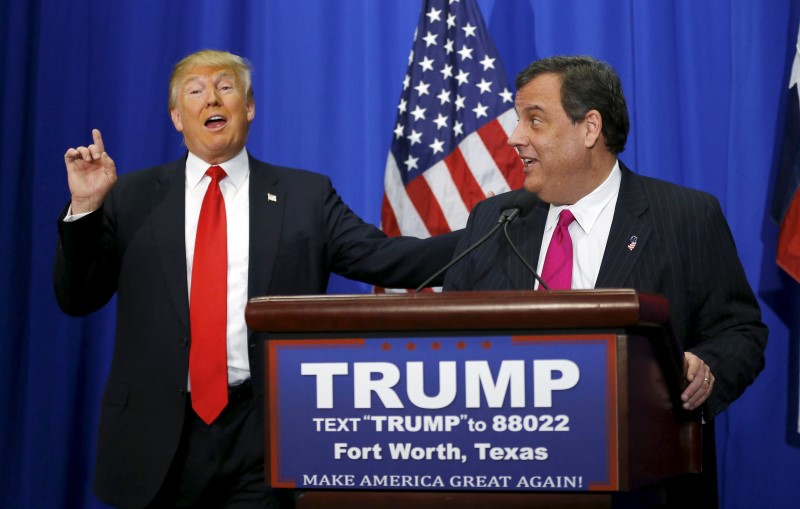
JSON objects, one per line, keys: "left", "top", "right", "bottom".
{"left": 267, "top": 333, "right": 619, "bottom": 492}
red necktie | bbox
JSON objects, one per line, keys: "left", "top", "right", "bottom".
{"left": 539, "top": 209, "right": 575, "bottom": 290}
{"left": 190, "top": 165, "right": 228, "bottom": 424}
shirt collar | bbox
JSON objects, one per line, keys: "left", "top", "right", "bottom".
{"left": 545, "top": 160, "right": 622, "bottom": 233}
{"left": 185, "top": 148, "right": 250, "bottom": 190}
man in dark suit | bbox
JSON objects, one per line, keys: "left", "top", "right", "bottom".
{"left": 54, "top": 50, "right": 459, "bottom": 509}
{"left": 443, "top": 56, "right": 767, "bottom": 507}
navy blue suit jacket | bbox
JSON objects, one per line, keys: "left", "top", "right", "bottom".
{"left": 444, "top": 163, "right": 767, "bottom": 418}
{"left": 54, "top": 153, "right": 460, "bottom": 508}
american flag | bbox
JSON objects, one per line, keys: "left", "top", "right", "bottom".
{"left": 381, "top": 0, "right": 523, "bottom": 244}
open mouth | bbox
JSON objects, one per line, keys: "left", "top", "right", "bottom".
{"left": 521, "top": 157, "right": 536, "bottom": 168}
{"left": 205, "top": 115, "right": 227, "bottom": 129}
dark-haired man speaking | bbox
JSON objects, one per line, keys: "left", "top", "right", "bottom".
{"left": 443, "top": 55, "right": 767, "bottom": 507}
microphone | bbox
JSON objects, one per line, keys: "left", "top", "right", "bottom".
{"left": 414, "top": 193, "right": 531, "bottom": 293}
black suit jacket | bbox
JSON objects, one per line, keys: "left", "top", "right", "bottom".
{"left": 444, "top": 163, "right": 767, "bottom": 418}
{"left": 54, "top": 154, "right": 460, "bottom": 508}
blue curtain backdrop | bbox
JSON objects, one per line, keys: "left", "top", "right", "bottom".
{"left": 2, "top": 0, "right": 800, "bottom": 507}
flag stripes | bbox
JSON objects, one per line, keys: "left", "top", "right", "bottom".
{"left": 382, "top": 113, "right": 523, "bottom": 237}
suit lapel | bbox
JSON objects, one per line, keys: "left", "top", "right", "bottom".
{"left": 507, "top": 197, "right": 548, "bottom": 289}
{"left": 151, "top": 158, "right": 191, "bottom": 332}
{"left": 247, "top": 156, "right": 284, "bottom": 298}
{"left": 595, "top": 164, "right": 652, "bottom": 288}
{"left": 526, "top": 201, "right": 548, "bottom": 270}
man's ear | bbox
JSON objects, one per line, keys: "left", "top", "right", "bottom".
{"left": 170, "top": 108, "right": 184, "bottom": 132}
{"left": 246, "top": 99, "right": 255, "bottom": 123}
{"left": 584, "top": 109, "right": 602, "bottom": 149}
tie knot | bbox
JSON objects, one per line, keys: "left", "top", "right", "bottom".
{"left": 206, "top": 165, "right": 227, "bottom": 183}
{"left": 557, "top": 209, "right": 575, "bottom": 228}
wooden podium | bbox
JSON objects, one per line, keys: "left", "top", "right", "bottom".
{"left": 246, "top": 289, "right": 702, "bottom": 509}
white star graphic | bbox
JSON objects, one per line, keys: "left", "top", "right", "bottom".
{"left": 499, "top": 88, "right": 513, "bottom": 103}
{"left": 440, "top": 63, "right": 454, "bottom": 79}
{"left": 429, "top": 139, "right": 445, "bottom": 155}
{"left": 403, "top": 75, "right": 410, "bottom": 90}
{"left": 476, "top": 78, "right": 493, "bottom": 94}
{"left": 433, "top": 113, "right": 448, "bottom": 129}
{"left": 426, "top": 7, "right": 442, "bottom": 23}
{"left": 455, "top": 69, "right": 470, "bottom": 85}
{"left": 453, "top": 120, "right": 464, "bottom": 136}
{"left": 455, "top": 95, "right": 466, "bottom": 110}
{"left": 414, "top": 81, "right": 430, "bottom": 96}
{"left": 444, "top": 39, "right": 454, "bottom": 54}
{"left": 410, "top": 105, "right": 427, "bottom": 121}
{"left": 419, "top": 56, "right": 435, "bottom": 72}
{"left": 398, "top": 98, "right": 407, "bottom": 113}
{"left": 422, "top": 31, "right": 438, "bottom": 48}
{"left": 405, "top": 154, "right": 419, "bottom": 170}
{"left": 437, "top": 89, "right": 451, "bottom": 105}
{"left": 472, "top": 103, "right": 488, "bottom": 118}
{"left": 462, "top": 22, "right": 477, "bottom": 38}
{"left": 447, "top": 13, "right": 456, "bottom": 28}
{"left": 394, "top": 123, "right": 404, "bottom": 139}
{"left": 408, "top": 49, "right": 414, "bottom": 65}
{"left": 408, "top": 129, "right": 423, "bottom": 145}
{"left": 479, "top": 55, "right": 496, "bottom": 71}
{"left": 457, "top": 45, "right": 474, "bottom": 61}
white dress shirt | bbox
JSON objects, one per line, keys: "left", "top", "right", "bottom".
{"left": 185, "top": 149, "right": 251, "bottom": 387}
{"left": 535, "top": 161, "right": 622, "bottom": 290}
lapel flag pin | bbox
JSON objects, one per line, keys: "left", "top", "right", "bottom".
{"left": 627, "top": 235, "right": 638, "bottom": 251}
{"left": 267, "top": 193, "right": 277, "bottom": 202}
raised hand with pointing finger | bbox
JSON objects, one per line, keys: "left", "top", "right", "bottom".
{"left": 64, "top": 128, "right": 116, "bottom": 214}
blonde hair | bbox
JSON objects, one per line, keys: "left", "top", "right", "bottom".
{"left": 168, "top": 49, "right": 254, "bottom": 110}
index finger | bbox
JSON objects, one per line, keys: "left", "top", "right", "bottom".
{"left": 92, "top": 129, "right": 105, "bottom": 154}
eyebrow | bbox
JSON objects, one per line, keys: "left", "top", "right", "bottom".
{"left": 517, "top": 104, "right": 545, "bottom": 115}
{"left": 182, "top": 71, "right": 236, "bottom": 87}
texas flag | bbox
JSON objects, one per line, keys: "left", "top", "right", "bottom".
{"left": 774, "top": 23, "right": 800, "bottom": 284}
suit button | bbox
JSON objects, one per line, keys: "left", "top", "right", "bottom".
{"left": 178, "top": 389, "right": 186, "bottom": 397}
{"left": 180, "top": 337, "right": 189, "bottom": 347}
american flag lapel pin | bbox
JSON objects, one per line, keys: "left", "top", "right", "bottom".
{"left": 627, "top": 235, "right": 638, "bottom": 251}
{"left": 267, "top": 193, "right": 277, "bottom": 203}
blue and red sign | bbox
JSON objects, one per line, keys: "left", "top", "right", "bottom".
{"left": 267, "top": 334, "right": 618, "bottom": 491}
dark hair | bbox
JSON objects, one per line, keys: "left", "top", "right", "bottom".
{"left": 515, "top": 56, "right": 629, "bottom": 154}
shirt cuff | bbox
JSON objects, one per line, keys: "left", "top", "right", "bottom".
{"left": 63, "top": 207, "right": 94, "bottom": 222}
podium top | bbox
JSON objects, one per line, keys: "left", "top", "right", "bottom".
{"left": 246, "top": 289, "right": 669, "bottom": 334}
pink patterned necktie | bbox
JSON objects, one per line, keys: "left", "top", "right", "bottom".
{"left": 190, "top": 165, "right": 228, "bottom": 424}
{"left": 539, "top": 209, "right": 575, "bottom": 290}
